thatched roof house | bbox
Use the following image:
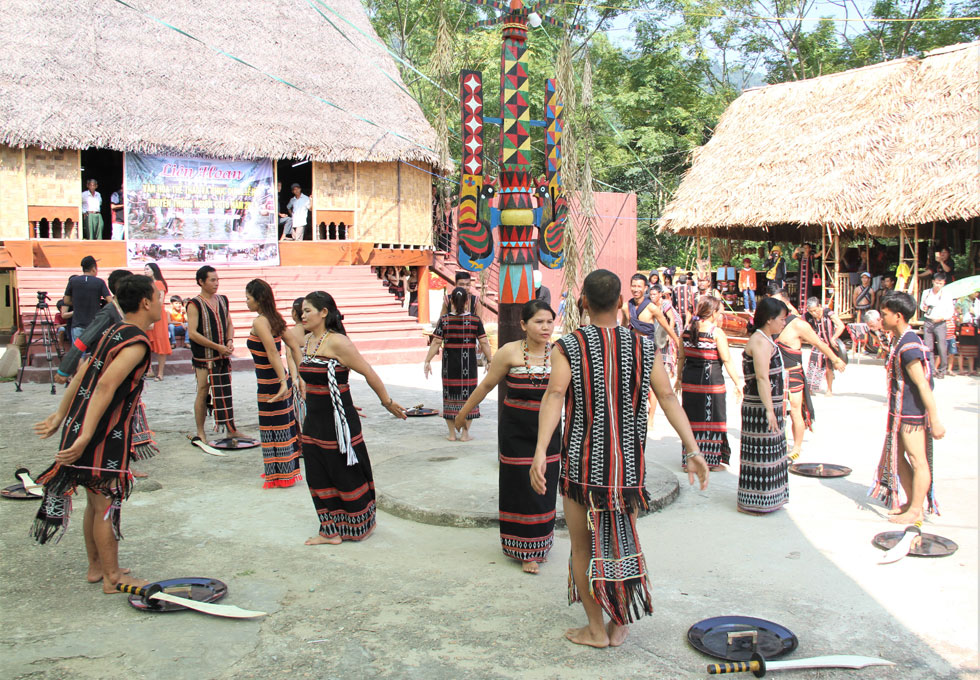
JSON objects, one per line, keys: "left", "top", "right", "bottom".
{"left": 659, "top": 41, "right": 980, "bottom": 241}
{"left": 0, "top": 0, "right": 443, "bottom": 247}
{"left": 0, "top": 0, "right": 439, "bottom": 165}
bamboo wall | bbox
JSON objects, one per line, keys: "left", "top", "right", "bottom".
{"left": 311, "top": 160, "right": 433, "bottom": 246}
{"left": 25, "top": 148, "right": 79, "bottom": 206}
{"left": 0, "top": 146, "right": 28, "bottom": 238}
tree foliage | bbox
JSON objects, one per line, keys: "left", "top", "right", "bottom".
{"left": 362, "top": 0, "right": 979, "bottom": 268}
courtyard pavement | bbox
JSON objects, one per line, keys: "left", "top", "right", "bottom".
{"left": 0, "top": 351, "right": 977, "bottom": 679}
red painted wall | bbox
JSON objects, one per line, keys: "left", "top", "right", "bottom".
{"left": 538, "top": 191, "right": 638, "bottom": 306}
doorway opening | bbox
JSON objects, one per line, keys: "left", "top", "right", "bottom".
{"left": 276, "top": 160, "right": 314, "bottom": 240}
{"left": 80, "top": 148, "right": 124, "bottom": 240}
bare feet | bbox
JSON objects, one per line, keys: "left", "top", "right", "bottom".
{"left": 606, "top": 621, "right": 630, "bottom": 647}
{"left": 103, "top": 572, "right": 149, "bottom": 594}
{"left": 305, "top": 535, "right": 343, "bottom": 546}
{"left": 459, "top": 433, "right": 473, "bottom": 442}
{"left": 888, "top": 509, "right": 923, "bottom": 524}
{"left": 446, "top": 433, "right": 457, "bottom": 442}
{"left": 522, "top": 561, "right": 540, "bottom": 574}
{"left": 87, "top": 565, "right": 130, "bottom": 583}
{"left": 887, "top": 502, "right": 912, "bottom": 516}
{"left": 564, "top": 625, "right": 610, "bottom": 648}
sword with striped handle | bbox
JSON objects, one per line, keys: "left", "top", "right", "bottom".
{"left": 116, "top": 583, "right": 267, "bottom": 618}
{"left": 708, "top": 652, "right": 895, "bottom": 677}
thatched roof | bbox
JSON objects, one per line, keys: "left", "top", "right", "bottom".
{"left": 0, "top": 0, "right": 443, "bottom": 167}
{"left": 659, "top": 41, "right": 980, "bottom": 240}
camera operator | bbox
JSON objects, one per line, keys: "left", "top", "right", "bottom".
{"left": 63, "top": 256, "right": 112, "bottom": 345}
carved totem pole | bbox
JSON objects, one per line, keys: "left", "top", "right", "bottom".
{"left": 456, "top": 0, "right": 570, "bottom": 349}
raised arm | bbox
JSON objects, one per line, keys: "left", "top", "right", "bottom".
{"left": 34, "top": 357, "right": 90, "bottom": 438}
{"left": 793, "top": 319, "right": 845, "bottom": 371}
{"left": 54, "top": 345, "right": 147, "bottom": 464}
{"left": 330, "top": 334, "right": 406, "bottom": 419}
{"left": 651, "top": 353, "right": 708, "bottom": 489}
{"left": 454, "top": 342, "right": 513, "bottom": 430}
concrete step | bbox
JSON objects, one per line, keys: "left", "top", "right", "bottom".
{"left": 14, "top": 264, "right": 429, "bottom": 365}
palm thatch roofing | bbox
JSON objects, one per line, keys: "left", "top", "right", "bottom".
{"left": 0, "top": 0, "right": 443, "bottom": 167}
{"left": 659, "top": 41, "right": 980, "bottom": 241}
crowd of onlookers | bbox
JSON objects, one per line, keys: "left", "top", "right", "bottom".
{"left": 56, "top": 265, "right": 189, "bottom": 354}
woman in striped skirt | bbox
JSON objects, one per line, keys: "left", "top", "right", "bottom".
{"left": 424, "top": 286, "right": 493, "bottom": 442}
{"left": 299, "top": 291, "right": 407, "bottom": 544}
{"left": 738, "top": 297, "right": 790, "bottom": 514}
{"left": 245, "top": 279, "right": 303, "bottom": 489}
{"left": 676, "top": 297, "right": 741, "bottom": 471}
{"left": 455, "top": 300, "right": 560, "bottom": 574}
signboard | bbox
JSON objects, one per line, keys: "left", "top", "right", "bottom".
{"left": 124, "top": 153, "right": 279, "bottom": 266}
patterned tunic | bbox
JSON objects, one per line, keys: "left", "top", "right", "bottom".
{"left": 680, "top": 326, "right": 730, "bottom": 467}
{"left": 32, "top": 322, "right": 150, "bottom": 544}
{"left": 870, "top": 329, "right": 939, "bottom": 514}
{"left": 433, "top": 313, "right": 486, "bottom": 419}
{"left": 188, "top": 294, "right": 235, "bottom": 431}
{"left": 738, "top": 332, "right": 789, "bottom": 514}
{"left": 299, "top": 356, "right": 376, "bottom": 540}
{"left": 805, "top": 309, "right": 836, "bottom": 392}
{"left": 556, "top": 325, "right": 656, "bottom": 625}
{"left": 498, "top": 365, "right": 560, "bottom": 563}
{"left": 247, "top": 334, "right": 302, "bottom": 488}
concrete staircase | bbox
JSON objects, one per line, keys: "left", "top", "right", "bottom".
{"left": 14, "top": 265, "right": 429, "bottom": 382}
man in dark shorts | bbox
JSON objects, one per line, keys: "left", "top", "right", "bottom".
{"left": 63, "top": 256, "right": 112, "bottom": 344}
{"left": 186, "top": 265, "right": 245, "bottom": 442}
{"left": 871, "top": 292, "right": 945, "bottom": 524}
{"left": 31, "top": 275, "right": 159, "bottom": 592}
{"left": 770, "top": 288, "right": 845, "bottom": 458}
{"left": 531, "top": 269, "right": 708, "bottom": 649}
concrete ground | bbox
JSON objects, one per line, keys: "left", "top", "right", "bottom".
{"left": 0, "top": 350, "right": 977, "bottom": 679}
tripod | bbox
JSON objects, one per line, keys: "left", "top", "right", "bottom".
{"left": 15, "top": 292, "right": 65, "bottom": 395}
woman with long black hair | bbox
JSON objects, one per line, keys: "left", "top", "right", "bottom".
{"left": 245, "top": 279, "right": 303, "bottom": 489}
{"left": 143, "top": 262, "right": 171, "bottom": 380}
{"left": 738, "top": 297, "right": 789, "bottom": 514}
{"left": 676, "top": 296, "right": 742, "bottom": 471}
{"left": 454, "top": 300, "right": 559, "bottom": 574}
{"left": 299, "top": 291, "right": 407, "bottom": 544}
{"left": 424, "top": 286, "right": 492, "bottom": 441}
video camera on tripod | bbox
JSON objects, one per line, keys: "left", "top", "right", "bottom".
{"left": 15, "top": 290, "right": 64, "bottom": 394}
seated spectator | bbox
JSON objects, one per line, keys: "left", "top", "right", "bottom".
{"left": 168, "top": 296, "right": 188, "bottom": 348}
{"left": 55, "top": 297, "right": 73, "bottom": 352}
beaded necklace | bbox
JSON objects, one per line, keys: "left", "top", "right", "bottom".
{"left": 304, "top": 329, "right": 331, "bottom": 359}
{"left": 522, "top": 339, "right": 552, "bottom": 387}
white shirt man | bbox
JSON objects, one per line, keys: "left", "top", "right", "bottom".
{"left": 920, "top": 285, "right": 953, "bottom": 322}
{"left": 286, "top": 189, "right": 310, "bottom": 239}
{"left": 81, "top": 187, "right": 102, "bottom": 213}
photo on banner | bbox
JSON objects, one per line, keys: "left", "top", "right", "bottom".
{"left": 124, "top": 153, "right": 279, "bottom": 266}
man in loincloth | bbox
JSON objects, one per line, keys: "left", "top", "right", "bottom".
{"left": 187, "top": 265, "right": 247, "bottom": 443}
{"left": 621, "top": 274, "right": 683, "bottom": 423}
{"left": 805, "top": 298, "right": 845, "bottom": 395}
{"left": 31, "top": 275, "right": 159, "bottom": 592}
{"left": 531, "top": 269, "right": 708, "bottom": 649}
{"left": 769, "top": 288, "right": 845, "bottom": 458}
{"left": 871, "top": 293, "right": 945, "bottom": 524}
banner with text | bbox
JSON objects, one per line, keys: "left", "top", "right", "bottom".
{"left": 125, "top": 153, "right": 279, "bottom": 266}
